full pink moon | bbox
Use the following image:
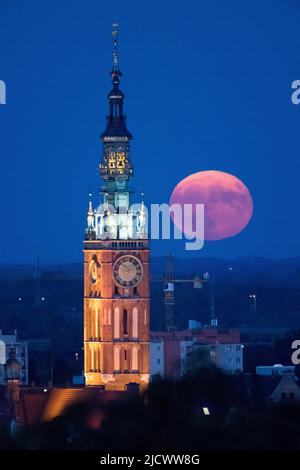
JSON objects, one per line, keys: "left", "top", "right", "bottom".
{"left": 169, "top": 170, "right": 253, "bottom": 241}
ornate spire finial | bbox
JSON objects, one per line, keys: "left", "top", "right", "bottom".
{"left": 101, "top": 22, "right": 132, "bottom": 141}
{"left": 140, "top": 192, "right": 146, "bottom": 215}
{"left": 112, "top": 22, "right": 121, "bottom": 76}
{"left": 88, "top": 193, "right": 93, "bottom": 215}
{"left": 87, "top": 194, "right": 95, "bottom": 230}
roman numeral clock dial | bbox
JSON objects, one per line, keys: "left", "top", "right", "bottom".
{"left": 113, "top": 255, "right": 143, "bottom": 288}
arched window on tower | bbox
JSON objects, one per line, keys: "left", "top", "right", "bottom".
{"left": 123, "top": 309, "right": 128, "bottom": 336}
{"left": 132, "top": 307, "right": 138, "bottom": 338}
{"left": 114, "top": 307, "right": 120, "bottom": 339}
{"left": 114, "top": 347, "right": 120, "bottom": 372}
{"left": 132, "top": 347, "right": 138, "bottom": 372}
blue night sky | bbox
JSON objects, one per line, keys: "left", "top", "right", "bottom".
{"left": 0, "top": 0, "right": 300, "bottom": 263}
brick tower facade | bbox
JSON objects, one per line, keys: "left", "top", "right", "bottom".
{"left": 83, "top": 24, "right": 150, "bottom": 391}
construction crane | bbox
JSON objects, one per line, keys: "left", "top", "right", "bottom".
{"left": 151, "top": 253, "right": 209, "bottom": 331}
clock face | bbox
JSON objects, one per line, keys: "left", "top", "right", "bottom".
{"left": 113, "top": 255, "right": 143, "bottom": 288}
{"left": 89, "top": 259, "right": 99, "bottom": 283}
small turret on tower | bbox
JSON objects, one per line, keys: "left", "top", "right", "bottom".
{"left": 86, "top": 194, "right": 96, "bottom": 240}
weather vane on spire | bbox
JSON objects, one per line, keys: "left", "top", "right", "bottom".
{"left": 112, "top": 22, "right": 121, "bottom": 75}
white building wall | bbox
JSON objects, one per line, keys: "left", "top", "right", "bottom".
{"left": 213, "top": 344, "right": 243, "bottom": 373}
{"left": 149, "top": 338, "right": 243, "bottom": 380}
{"left": 150, "top": 340, "right": 164, "bottom": 380}
{"left": 180, "top": 340, "right": 194, "bottom": 376}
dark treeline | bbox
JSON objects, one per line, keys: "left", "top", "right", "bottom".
{"left": 2, "top": 368, "right": 300, "bottom": 450}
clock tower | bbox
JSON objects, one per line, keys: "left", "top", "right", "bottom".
{"left": 83, "top": 24, "right": 150, "bottom": 391}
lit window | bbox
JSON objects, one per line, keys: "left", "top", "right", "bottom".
{"left": 132, "top": 347, "right": 138, "bottom": 371}
{"left": 113, "top": 307, "right": 120, "bottom": 339}
{"left": 132, "top": 307, "right": 138, "bottom": 338}
{"left": 114, "top": 347, "right": 120, "bottom": 371}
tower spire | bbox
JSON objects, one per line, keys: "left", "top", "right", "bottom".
{"left": 86, "top": 193, "right": 95, "bottom": 237}
{"left": 112, "top": 22, "right": 121, "bottom": 78}
{"left": 88, "top": 193, "right": 93, "bottom": 217}
{"left": 100, "top": 23, "right": 132, "bottom": 149}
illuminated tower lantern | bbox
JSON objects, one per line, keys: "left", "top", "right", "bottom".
{"left": 83, "top": 24, "right": 150, "bottom": 391}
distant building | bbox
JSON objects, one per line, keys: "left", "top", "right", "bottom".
{"left": 0, "top": 330, "right": 28, "bottom": 385}
{"left": 150, "top": 340, "right": 165, "bottom": 379}
{"left": 188, "top": 319, "right": 201, "bottom": 330}
{"left": 270, "top": 374, "right": 300, "bottom": 402}
{"left": 252, "top": 363, "right": 300, "bottom": 404}
{"left": 209, "top": 343, "right": 243, "bottom": 374}
{"left": 5, "top": 386, "right": 123, "bottom": 430}
{"left": 150, "top": 328, "right": 243, "bottom": 380}
{"left": 256, "top": 364, "right": 295, "bottom": 376}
